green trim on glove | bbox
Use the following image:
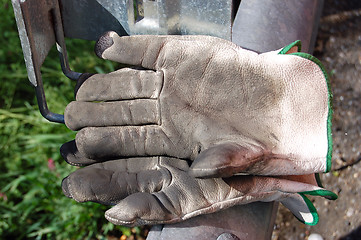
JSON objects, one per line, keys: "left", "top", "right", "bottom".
{"left": 278, "top": 42, "right": 336, "bottom": 225}
{"left": 278, "top": 40, "right": 302, "bottom": 54}
{"left": 315, "top": 173, "right": 323, "bottom": 188}
{"left": 300, "top": 189, "right": 338, "bottom": 200}
{"left": 298, "top": 193, "right": 319, "bottom": 225}
{"left": 290, "top": 52, "right": 333, "bottom": 172}
{"left": 296, "top": 189, "right": 337, "bottom": 225}
{"left": 278, "top": 41, "right": 333, "bottom": 173}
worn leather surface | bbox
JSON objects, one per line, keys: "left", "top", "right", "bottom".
{"left": 64, "top": 32, "right": 330, "bottom": 177}
{"left": 61, "top": 32, "right": 333, "bottom": 226}
{"left": 61, "top": 156, "right": 326, "bottom": 226}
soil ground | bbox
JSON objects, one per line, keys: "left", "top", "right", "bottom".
{"left": 273, "top": 1, "right": 361, "bottom": 239}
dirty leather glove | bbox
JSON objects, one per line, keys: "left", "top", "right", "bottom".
{"left": 61, "top": 155, "right": 337, "bottom": 226}
{"left": 64, "top": 32, "right": 332, "bottom": 177}
{"left": 61, "top": 33, "right": 337, "bottom": 226}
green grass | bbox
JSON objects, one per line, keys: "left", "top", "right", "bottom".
{"left": 0, "top": 1, "right": 144, "bottom": 239}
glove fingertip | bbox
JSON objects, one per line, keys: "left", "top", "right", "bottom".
{"left": 60, "top": 140, "right": 87, "bottom": 166}
{"left": 280, "top": 194, "right": 319, "bottom": 226}
{"left": 190, "top": 143, "right": 246, "bottom": 178}
{"left": 188, "top": 165, "right": 228, "bottom": 179}
{"left": 105, "top": 192, "right": 180, "bottom": 226}
{"left": 95, "top": 31, "right": 116, "bottom": 59}
{"left": 60, "top": 141, "right": 77, "bottom": 165}
{"left": 61, "top": 177, "right": 72, "bottom": 198}
{"left": 74, "top": 73, "right": 94, "bottom": 98}
{"left": 105, "top": 206, "right": 138, "bottom": 227}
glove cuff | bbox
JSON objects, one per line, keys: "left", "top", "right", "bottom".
{"left": 278, "top": 40, "right": 333, "bottom": 173}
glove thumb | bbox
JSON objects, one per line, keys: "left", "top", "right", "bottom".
{"left": 189, "top": 142, "right": 273, "bottom": 178}
{"left": 280, "top": 189, "right": 337, "bottom": 225}
{"left": 105, "top": 192, "right": 179, "bottom": 227}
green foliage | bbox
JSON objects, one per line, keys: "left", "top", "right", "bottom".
{"left": 0, "top": 0, "right": 143, "bottom": 239}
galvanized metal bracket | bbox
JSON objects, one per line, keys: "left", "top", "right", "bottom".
{"left": 12, "top": 0, "right": 233, "bottom": 123}
{"left": 12, "top": 0, "right": 81, "bottom": 123}
{"left": 60, "top": 0, "right": 232, "bottom": 41}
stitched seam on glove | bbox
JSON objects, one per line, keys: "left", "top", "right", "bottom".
{"left": 289, "top": 52, "right": 333, "bottom": 173}
{"left": 278, "top": 41, "right": 333, "bottom": 173}
{"left": 278, "top": 40, "right": 302, "bottom": 54}
{"left": 293, "top": 190, "right": 337, "bottom": 226}
{"left": 315, "top": 173, "right": 324, "bottom": 187}
{"left": 156, "top": 70, "right": 164, "bottom": 126}
{"left": 299, "top": 189, "right": 338, "bottom": 200}
{"left": 191, "top": 156, "right": 329, "bottom": 174}
{"left": 297, "top": 193, "right": 319, "bottom": 226}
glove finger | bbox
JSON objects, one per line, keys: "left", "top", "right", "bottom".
{"left": 65, "top": 99, "right": 159, "bottom": 131}
{"left": 281, "top": 194, "right": 319, "bottom": 225}
{"left": 75, "top": 68, "right": 163, "bottom": 102}
{"left": 103, "top": 175, "right": 277, "bottom": 227}
{"left": 103, "top": 162, "right": 215, "bottom": 226}
{"left": 104, "top": 174, "right": 335, "bottom": 227}
{"left": 74, "top": 73, "right": 94, "bottom": 97}
{"left": 189, "top": 142, "right": 311, "bottom": 178}
{"left": 62, "top": 161, "right": 171, "bottom": 204}
{"left": 189, "top": 142, "right": 267, "bottom": 178}
{"left": 61, "top": 140, "right": 166, "bottom": 167}
{"left": 102, "top": 175, "right": 296, "bottom": 227}
{"left": 95, "top": 31, "right": 168, "bottom": 69}
{"left": 95, "top": 31, "right": 217, "bottom": 70}
{"left": 60, "top": 140, "right": 100, "bottom": 166}
{"left": 105, "top": 192, "right": 180, "bottom": 226}
{"left": 85, "top": 156, "right": 179, "bottom": 172}
{"left": 225, "top": 175, "right": 322, "bottom": 195}
{"left": 75, "top": 126, "right": 186, "bottom": 160}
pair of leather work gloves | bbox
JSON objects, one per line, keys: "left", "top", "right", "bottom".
{"left": 61, "top": 32, "right": 337, "bottom": 227}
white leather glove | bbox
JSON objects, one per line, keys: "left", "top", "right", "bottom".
{"left": 61, "top": 32, "right": 337, "bottom": 227}
{"left": 65, "top": 32, "right": 332, "bottom": 177}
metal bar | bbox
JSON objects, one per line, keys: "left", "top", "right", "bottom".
{"left": 146, "top": 203, "right": 278, "bottom": 240}
{"left": 35, "top": 84, "right": 65, "bottom": 123}
{"left": 12, "top": 0, "right": 63, "bottom": 123}
{"left": 232, "top": 0, "right": 324, "bottom": 54}
{"left": 59, "top": 0, "right": 128, "bottom": 40}
{"left": 59, "top": 0, "right": 232, "bottom": 40}
{"left": 52, "top": 2, "right": 82, "bottom": 80}
{"left": 11, "top": 0, "right": 56, "bottom": 87}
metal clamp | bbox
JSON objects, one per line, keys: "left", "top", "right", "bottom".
{"left": 12, "top": 0, "right": 81, "bottom": 123}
